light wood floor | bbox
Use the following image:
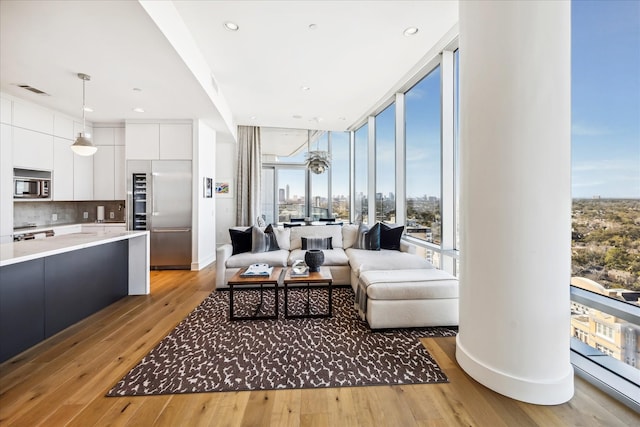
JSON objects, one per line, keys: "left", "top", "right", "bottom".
{"left": 1, "top": 266, "right": 638, "bottom": 426}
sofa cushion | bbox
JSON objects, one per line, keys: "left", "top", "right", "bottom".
{"left": 229, "top": 227, "right": 252, "bottom": 255}
{"left": 302, "top": 236, "right": 333, "bottom": 250}
{"left": 225, "top": 249, "right": 289, "bottom": 268}
{"left": 271, "top": 226, "right": 291, "bottom": 250}
{"left": 353, "top": 223, "right": 380, "bottom": 250}
{"left": 288, "top": 248, "right": 349, "bottom": 266}
{"left": 289, "top": 224, "right": 343, "bottom": 249}
{"left": 360, "top": 269, "right": 458, "bottom": 300}
{"left": 252, "top": 224, "right": 280, "bottom": 253}
{"left": 342, "top": 224, "right": 359, "bottom": 249}
{"left": 380, "top": 223, "right": 404, "bottom": 251}
{"left": 346, "top": 248, "right": 434, "bottom": 276}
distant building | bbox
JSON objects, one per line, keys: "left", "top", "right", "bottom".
{"left": 278, "top": 188, "right": 285, "bottom": 202}
{"left": 570, "top": 277, "right": 640, "bottom": 369}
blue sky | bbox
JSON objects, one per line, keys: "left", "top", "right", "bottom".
{"left": 281, "top": 1, "right": 639, "bottom": 202}
{"left": 572, "top": 0, "right": 640, "bottom": 198}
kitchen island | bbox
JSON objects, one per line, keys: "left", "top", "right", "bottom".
{"left": 0, "top": 230, "right": 149, "bottom": 362}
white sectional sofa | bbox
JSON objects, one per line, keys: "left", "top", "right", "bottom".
{"left": 215, "top": 223, "right": 459, "bottom": 328}
{"left": 216, "top": 224, "right": 432, "bottom": 288}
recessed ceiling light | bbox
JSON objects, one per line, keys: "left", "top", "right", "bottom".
{"left": 224, "top": 21, "right": 239, "bottom": 31}
{"left": 300, "top": 86, "right": 310, "bottom": 91}
{"left": 293, "top": 115, "right": 302, "bottom": 119}
{"left": 83, "top": 106, "right": 94, "bottom": 112}
{"left": 250, "top": 116, "right": 257, "bottom": 120}
{"left": 133, "top": 107, "right": 145, "bottom": 113}
{"left": 403, "top": 27, "right": 419, "bottom": 36}
{"left": 308, "top": 24, "right": 317, "bottom": 30}
{"left": 132, "top": 87, "right": 142, "bottom": 92}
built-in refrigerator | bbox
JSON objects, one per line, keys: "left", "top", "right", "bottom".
{"left": 127, "top": 160, "right": 192, "bottom": 269}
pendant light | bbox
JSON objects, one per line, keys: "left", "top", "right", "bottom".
{"left": 305, "top": 129, "right": 330, "bottom": 174}
{"left": 71, "top": 73, "right": 97, "bottom": 156}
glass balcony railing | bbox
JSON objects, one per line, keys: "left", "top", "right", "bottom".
{"left": 569, "top": 283, "right": 640, "bottom": 411}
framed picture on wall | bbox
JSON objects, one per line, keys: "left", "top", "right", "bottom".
{"left": 204, "top": 177, "right": 213, "bottom": 198}
{"left": 215, "top": 179, "right": 233, "bottom": 198}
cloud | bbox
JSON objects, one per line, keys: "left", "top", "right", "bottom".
{"left": 571, "top": 122, "right": 611, "bottom": 136}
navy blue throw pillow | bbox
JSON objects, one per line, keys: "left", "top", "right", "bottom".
{"left": 229, "top": 227, "right": 252, "bottom": 255}
{"left": 365, "top": 222, "right": 381, "bottom": 251}
{"left": 380, "top": 223, "right": 404, "bottom": 251}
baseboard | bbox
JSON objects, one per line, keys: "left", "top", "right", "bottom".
{"left": 191, "top": 254, "right": 216, "bottom": 271}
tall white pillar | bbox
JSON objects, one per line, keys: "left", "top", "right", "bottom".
{"left": 456, "top": 1, "right": 574, "bottom": 404}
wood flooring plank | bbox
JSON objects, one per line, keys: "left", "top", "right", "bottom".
{"left": 325, "top": 387, "right": 358, "bottom": 426}
{"left": 240, "top": 390, "right": 276, "bottom": 427}
{"left": 209, "top": 391, "right": 250, "bottom": 427}
{"left": 124, "top": 395, "right": 171, "bottom": 426}
{"left": 269, "top": 388, "right": 302, "bottom": 427}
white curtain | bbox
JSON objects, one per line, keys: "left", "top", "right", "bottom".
{"left": 236, "top": 126, "right": 261, "bottom": 226}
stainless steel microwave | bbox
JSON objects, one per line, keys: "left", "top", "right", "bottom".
{"left": 13, "top": 176, "right": 51, "bottom": 199}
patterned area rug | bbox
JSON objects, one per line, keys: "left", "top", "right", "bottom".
{"left": 107, "top": 287, "right": 457, "bottom": 396}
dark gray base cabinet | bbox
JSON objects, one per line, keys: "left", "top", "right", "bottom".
{"left": 0, "top": 240, "right": 128, "bottom": 362}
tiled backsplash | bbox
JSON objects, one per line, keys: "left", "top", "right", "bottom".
{"left": 14, "top": 201, "right": 126, "bottom": 228}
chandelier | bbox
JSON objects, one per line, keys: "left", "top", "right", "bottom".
{"left": 305, "top": 130, "right": 331, "bottom": 174}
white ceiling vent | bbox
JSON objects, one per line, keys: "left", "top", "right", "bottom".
{"left": 17, "top": 84, "right": 50, "bottom": 96}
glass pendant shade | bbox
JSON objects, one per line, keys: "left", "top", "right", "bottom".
{"left": 71, "top": 73, "right": 96, "bottom": 156}
{"left": 71, "top": 133, "right": 97, "bottom": 156}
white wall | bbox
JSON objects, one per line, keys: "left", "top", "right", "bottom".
{"left": 215, "top": 137, "right": 236, "bottom": 246}
{"left": 192, "top": 120, "right": 216, "bottom": 270}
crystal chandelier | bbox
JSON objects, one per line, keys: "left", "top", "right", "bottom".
{"left": 305, "top": 130, "right": 331, "bottom": 174}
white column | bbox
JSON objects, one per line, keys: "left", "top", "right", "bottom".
{"left": 456, "top": 0, "right": 574, "bottom": 405}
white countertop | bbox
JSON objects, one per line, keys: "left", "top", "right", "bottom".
{"left": 1, "top": 230, "right": 148, "bottom": 267}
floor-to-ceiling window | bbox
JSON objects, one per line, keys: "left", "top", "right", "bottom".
{"left": 375, "top": 103, "right": 396, "bottom": 223}
{"left": 570, "top": 0, "right": 639, "bottom": 407}
{"left": 404, "top": 66, "right": 442, "bottom": 246}
{"left": 277, "top": 168, "right": 306, "bottom": 222}
{"left": 331, "top": 131, "right": 350, "bottom": 220}
{"left": 354, "top": 124, "right": 369, "bottom": 224}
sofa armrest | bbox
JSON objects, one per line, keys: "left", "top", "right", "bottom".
{"left": 216, "top": 244, "right": 233, "bottom": 288}
{"left": 400, "top": 240, "right": 417, "bottom": 254}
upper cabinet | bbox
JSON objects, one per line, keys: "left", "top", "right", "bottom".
{"left": 12, "top": 101, "right": 54, "bottom": 135}
{"left": 0, "top": 97, "right": 11, "bottom": 125}
{"left": 13, "top": 127, "right": 53, "bottom": 171}
{"left": 160, "top": 124, "right": 192, "bottom": 159}
{"left": 125, "top": 124, "right": 160, "bottom": 159}
{"left": 53, "top": 115, "right": 74, "bottom": 140}
{"left": 52, "top": 137, "right": 74, "bottom": 201}
{"left": 125, "top": 122, "right": 192, "bottom": 160}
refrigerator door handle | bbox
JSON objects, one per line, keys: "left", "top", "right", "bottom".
{"left": 151, "top": 172, "right": 157, "bottom": 216}
{"left": 151, "top": 228, "right": 191, "bottom": 233}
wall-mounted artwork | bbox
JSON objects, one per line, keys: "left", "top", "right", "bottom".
{"left": 215, "top": 179, "right": 232, "bottom": 198}
{"left": 204, "top": 177, "right": 213, "bottom": 198}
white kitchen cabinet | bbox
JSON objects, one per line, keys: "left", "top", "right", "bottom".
{"left": 114, "top": 146, "right": 125, "bottom": 200}
{"left": 159, "top": 123, "right": 192, "bottom": 159}
{"left": 93, "top": 127, "right": 115, "bottom": 145}
{"left": 53, "top": 138, "right": 74, "bottom": 201}
{"left": 12, "top": 101, "right": 54, "bottom": 135}
{"left": 125, "top": 123, "right": 159, "bottom": 159}
{"left": 73, "top": 153, "right": 93, "bottom": 200}
{"left": 114, "top": 127, "right": 125, "bottom": 146}
{"left": 13, "top": 127, "right": 53, "bottom": 170}
{"left": 93, "top": 146, "right": 115, "bottom": 200}
{"left": 0, "top": 97, "right": 11, "bottom": 125}
{"left": 0, "top": 123, "right": 13, "bottom": 243}
{"left": 53, "top": 115, "right": 74, "bottom": 140}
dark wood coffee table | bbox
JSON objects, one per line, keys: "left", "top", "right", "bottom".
{"left": 283, "top": 267, "right": 333, "bottom": 318}
{"left": 228, "top": 267, "right": 283, "bottom": 321}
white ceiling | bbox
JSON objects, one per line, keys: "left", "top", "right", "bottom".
{"left": 0, "top": 0, "right": 458, "bottom": 150}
